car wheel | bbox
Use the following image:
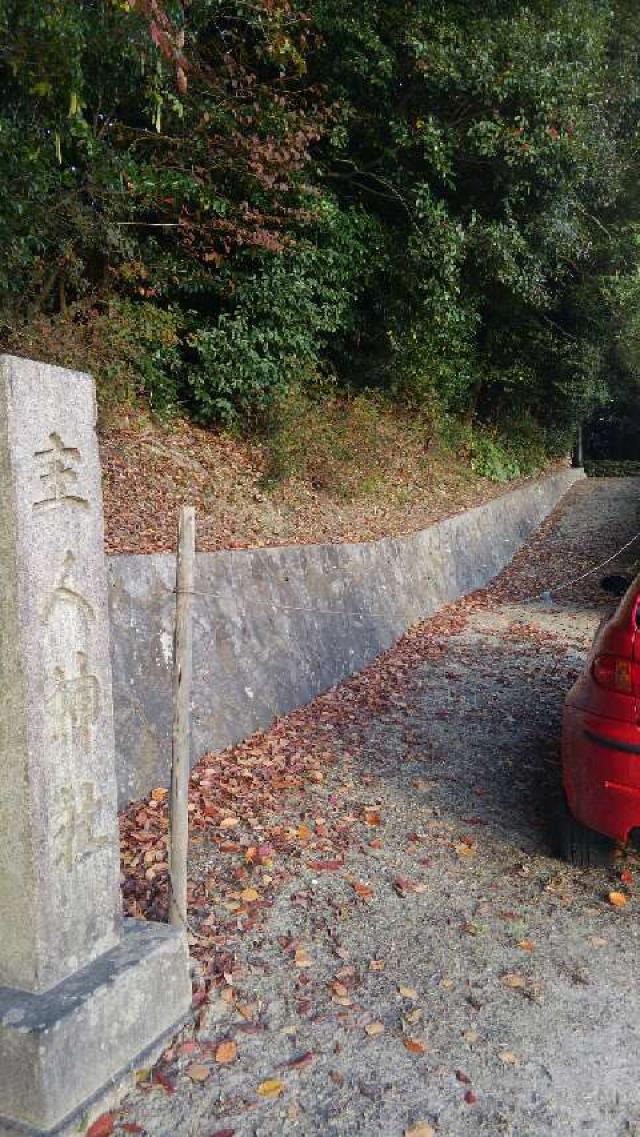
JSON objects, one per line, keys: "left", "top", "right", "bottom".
{"left": 556, "top": 795, "right": 616, "bottom": 867}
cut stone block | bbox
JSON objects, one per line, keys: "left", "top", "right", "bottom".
{"left": 0, "top": 920, "right": 191, "bottom": 1137}
{"left": 0, "top": 356, "right": 191, "bottom": 1134}
{"left": 0, "top": 357, "right": 120, "bottom": 992}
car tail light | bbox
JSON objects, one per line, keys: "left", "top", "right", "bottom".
{"left": 592, "top": 654, "right": 636, "bottom": 694}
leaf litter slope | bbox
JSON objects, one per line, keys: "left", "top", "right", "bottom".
{"left": 100, "top": 416, "right": 565, "bottom": 555}
{"left": 112, "top": 477, "right": 640, "bottom": 1137}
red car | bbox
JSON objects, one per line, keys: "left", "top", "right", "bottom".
{"left": 560, "top": 572, "right": 640, "bottom": 865}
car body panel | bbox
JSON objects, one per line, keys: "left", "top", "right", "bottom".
{"left": 561, "top": 575, "right": 640, "bottom": 843}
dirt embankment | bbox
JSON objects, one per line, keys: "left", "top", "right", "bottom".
{"left": 100, "top": 414, "right": 566, "bottom": 556}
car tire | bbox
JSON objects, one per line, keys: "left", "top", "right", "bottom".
{"left": 556, "top": 795, "right": 616, "bottom": 867}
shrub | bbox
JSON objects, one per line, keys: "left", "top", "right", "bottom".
{"left": 5, "top": 299, "right": 183, "bottom": 417}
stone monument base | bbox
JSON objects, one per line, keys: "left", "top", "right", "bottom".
{"left": 0, "top": 920, "right": 191, "bottom": 1137}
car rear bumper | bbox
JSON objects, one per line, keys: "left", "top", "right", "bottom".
{"left": 563, "top": 705, "right": 640, "bottom": 843}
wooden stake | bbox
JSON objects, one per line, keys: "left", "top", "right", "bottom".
{"left": 169, "top": 505, "right": 195, "bottom": 927}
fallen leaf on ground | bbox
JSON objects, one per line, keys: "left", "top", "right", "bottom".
{"left": 237, "top": 1003, "right": 257, "bottom": 1020}
{"left": 365, "top": 1021, "right": 385, "bottom": 1036}
{"left": 209, "top": 1130, "right": 236, "bottom": 1137}
{"left": 589, "top": 935, "right": 608, "bottom": 948}
{"left": 281, "top": 1051, "right": 315, "bottom": 1069}
{"left": 307, "top": 859, "right": 343, "bottom": 871}
{"left": 152, "top": 1070, "right": 176, "bottom": 1094}
{"left": 240, "top": 888, "right": 260, "bottom": 903}
{"left": 352, "top": 881, "right": 374, "bottom": 898}
{"left": 620, "top": 868, "right": 634, "bottom": 884}
{"left": 455, "top": 1069, "right": 471, "bottom": 1084}
{"left": 215, "top": 1040, "right": 237, "bottom": 1064}
{"left": 257, "top": 1079, "right": 285, "bottom": 1098}
{"left": 363, "top": 807, "right": 382, "bottom": 826}
{"left": 498, "top": 1051, "right": 519, "bottom": 1065}
{"left": 220, "top": 817, "right": 239, "bottom": 829}
{"left": 464, "top": 1090, "right": 477, "bottom": 1105}
{"left": 186, "top": 1063, "right": 211, "bottom": 1082}
{"left": 404, "top": 1124, "right": 435, "bottom": 1137}
{"left": 517, "top": 939, "right": 535, "bottom": 952}
{"left": 394, "top": 876, "right": 418, "bottom": 896}
{"left": 398, "top": 985, "right": 418, "bottom": 999}
{"left": 608, "top": 890, "right": 628, "bottom": 908}
{"left": 462, "top": 1029, "right": 479, "bottom": 1043}
{"left": 86, "top": 1115, "right": 115, "bottom": 1137}
{"left": 404, "top": 1038, "right": 428, "bottom": 1054}
{"left": 294, "top": 946, "right": 313, "bottom": 967}
{"left": 369, "top": 959, "right": 385, "bottom": 971}
{"left": 501, "top": 973, "right": 526, "bottom": 989}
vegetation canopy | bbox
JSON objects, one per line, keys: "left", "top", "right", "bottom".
{"left": 2, "top": 0, "right": 640, "bottom": 477}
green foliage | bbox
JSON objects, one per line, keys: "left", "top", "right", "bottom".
{"left": 442, "top": 414, "right": 571, "bottom": 482}
{"left": 185, "top": 200, "right": 380, "bottom": 424}
{"left": 1, "top": 0, "right": 640, "bottom": 468}
{"left": 6, "top": 299, "right": 183, "bottom": 416}
{"left": 263, "top": 386, "right": 435, "bottom": 496}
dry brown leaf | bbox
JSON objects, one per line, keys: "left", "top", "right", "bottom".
{"left": 498, "top": 1051, "right": 519, "bottom": 1066}
{"left": 294, "top": 946, "right": 313, "bottom": 968}
{"left": 398, "top": 985, "right": 418, "bottom": 1000}
{"left": 257, "top": 1079, "right": 284, "bottom": 1098}
{"left": 517, "top": 939, "right": 535, "bottom": 952}
{"left": 237, "top": 1003, "right": 256, "bottom": 1020}
{"left": 608, "top": 890, "right": 628, "bottom": 908}
{"left": 215, "top": 1040, "right": 238, "bottom": 1065}
{"left": 86, "top": 1115, "right": 115, "bottom": 1137}
{"left": 365, "top": 1021, "right": 385, "bottom": 1036}
{"left": 240, "top": 887, "right": 259, "bottom": 903}
{"left": 462, "top": 1029, "right": 479, "bottom": 1044}
{"left": 403, "top": 1038, "right": 428, "bottom": 1055}
{"left": 369, "top": 959, "right": 385, "bottom": 971}
{"left": 405, "top": 1123, "right": 435, "bottom": 1137}
{"left": 352, "top": 881, "right": 374, "bottom": 898}
{"left": 501, "top": 973, "right": 526, "bottom": 989}
{"left": 186, "top": 1063, "right": 210, "bottom": 1082}
{"left": 220, "top": 817, "right": 239, "bottom": 829}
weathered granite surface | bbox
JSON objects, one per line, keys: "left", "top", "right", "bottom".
{"left": 0, "top": 355, "right": 120, "bottom": 993}
{"left": 0, "top": 920, "right": 190, "bottom": 1137}
{"left": 0, "top": 355, "right": 191, "bottom": 1137}
{"left": 108, "top": 467, "right": 583, "bottom": 805}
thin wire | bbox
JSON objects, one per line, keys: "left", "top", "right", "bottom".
{"left": 172, "top": 589, "right": 394, "bottom": 618}
{"left": 167, "top": 527, "right": 640, "bottom": 618}
{"left": 516, "top": 529, "right": 640, "bottom": 604}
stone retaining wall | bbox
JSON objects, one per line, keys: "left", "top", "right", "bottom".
{"left": 108, "top": 467, "right": 583, "bottom": 805}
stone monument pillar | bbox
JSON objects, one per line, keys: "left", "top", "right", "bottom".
{"left": 0, "top": 356, "right": 191, "bottom": 1136}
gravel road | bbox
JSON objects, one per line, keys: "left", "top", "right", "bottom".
{"left": 114, "top": 476, "right": 640, "bottom": 1137}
